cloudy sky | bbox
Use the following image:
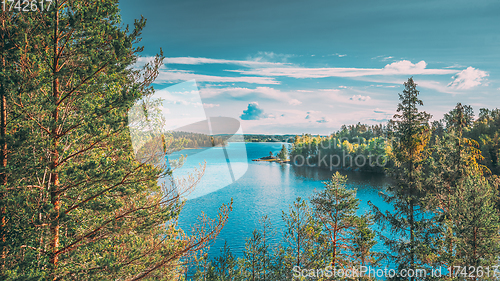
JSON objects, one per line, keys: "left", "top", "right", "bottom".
{"left": 119, "top": 0, "right": 500, "bottom": 135}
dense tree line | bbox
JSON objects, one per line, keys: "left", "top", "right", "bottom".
{"left": 290, "top": 132, "right": 391, "bottom": 173}
{"left": 170, "top": 132, "right": 227, "bottom": 149}
{"left": 243, "top": 135, "right": 296, "bottom": 143}
{"left": 290, "top": 101, "right": 500, "bottom": 179}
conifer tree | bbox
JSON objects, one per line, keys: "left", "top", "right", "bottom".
{"left": 279, "top": 197, "right": 323, "bottom": 278}
{"left": 2, "top": 1, "right": 231, "bottom": 279}
{"left": 310, "top": 172, "right": 359, "bottom": 268}
{"left": 237, "top": 215, "right": 276, "bottom": 280}
{"left": 370, "top": 78, "right": 432, "bottom": 279}
{"left": 194, "top": 241, "right": 237, "bottom": 281}
{"left": 241, "top": 229, "right": 265, "bottom": 281}
{"left": 452, "top": 172, "right": 500, "bottom": 278}
{"left": 352, "top": 213, "right": 379, "bottom": 269}
{"left": 0, "top": 9, "right": 54, "bottom": 277}
{"left": 0, "top": 9, "right": 12, "bottom": 272}
{"left": 277, "top": 144, "right": 289, "bottom": 161}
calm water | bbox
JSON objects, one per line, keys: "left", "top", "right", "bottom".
{"left": 173, "top": 142, "right": 392, "bottom": 260}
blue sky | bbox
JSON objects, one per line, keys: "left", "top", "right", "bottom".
{"left": 119, "top": 0, "right": 500, "bottom": 135}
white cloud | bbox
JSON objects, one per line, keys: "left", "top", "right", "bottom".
{"left": 350, "top": 95, "right": 371, "bottom": 101}
{"left": 246, "top": 52, "right": 294, "bottom": 63}
{"left": 288, "top": 99, "right": 302, "bottom": 106}
{"left": 240, "top": 102, "right": 272, "bottom": 120}
{"left": 373, "top": 108, "right": 388, "bottom": 114}
{"left": 203, "top": 103, "right": 220, "bottom": 108}
{"left": 447, "top": 67, "right": 489, "bottom": 90}
{"left": 163, "top": 56, "right": 290, "bottom": 67}
{"left": 444, "top": 64, "right": 465, "bottom": 69}
{"left": 229, "top": 60, "right": 457, "bottom": 79}
{"left": 383, "top": 60, "right": 427, "bottom": 73}
{"left": 318, "top": 89, "right": 341, "bottom": 92}
{"left": 372, "top": 55, "right": 394, "bottom": 61}
{"left": 415, "top": 80, "right": 457, "bottom": 94}
{"left": 350, "top": 77, "right": 459, "bottom": 94}
{"left": 156, "top": 69, "right": 279, "bottom": 85}
{"left": 330, "top": 53, "right": 347, "bottom": 57}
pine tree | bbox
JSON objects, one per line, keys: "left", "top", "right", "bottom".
{"left": 241, "top": 229, "right": 265, "bottom": 281}
{"left": 370, "top": 78, "right": 432, "bottom": 279}
{"left": 277, "top": 144, "right": 289, "bottom": 161}
{"left": 0, "top": 10, "right": 12, "bottom": 272}
{"left": 194, "top": 241, "right": 237, "bottom": 281}
{"left": 237, "top": 215, "right": 276, "bottom": 280}
{"left": 2, "top": 1, "right": 231, "bottom": 279}
{"left": 279, "top": 197, "right": 323, "bottom": 278}
{"left": 352, "top": 213, "right": 379, "bottom": 269}
{"left": 453, "top": 173, "right": 500, "bottom": 278}
{"left": 310, "top": 172, "right": 359, "bottom": 268}
{"left": 0, "top": 9, "right": 54, "bottom": 277}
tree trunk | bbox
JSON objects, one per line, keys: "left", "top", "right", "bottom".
{"left": 49, "top": 3, "right": 61, "bottom": 279}
{"left": 0, "top": 15, "right": 7, "bottom": 271}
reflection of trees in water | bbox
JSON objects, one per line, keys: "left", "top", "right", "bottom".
{"left": 290, "top": 165, "right": 391, "bottom": 188}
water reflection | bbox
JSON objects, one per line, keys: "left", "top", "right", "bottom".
{"left": 178, "top": 143, "right": 392, "bottom": 264}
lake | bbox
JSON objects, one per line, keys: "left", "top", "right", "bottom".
{"left": 173, "top": 142, "right": 392, "bottom": 261}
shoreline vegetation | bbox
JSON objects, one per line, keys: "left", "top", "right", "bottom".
{"left": 193, "top": 78, "right": 500, "bottom": 281}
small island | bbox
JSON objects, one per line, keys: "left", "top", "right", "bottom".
{"left": 252, "top": 147, "right": 290, "bottom": 164}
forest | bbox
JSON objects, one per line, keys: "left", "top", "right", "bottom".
{"left": 194, "top": 79, "right": 500, "bottom": 281}
{"left": 2, "top": 1, "right": 500, "bottom": 280}
{"left": 290, "top": 108, "right": 500, "bottom": 176}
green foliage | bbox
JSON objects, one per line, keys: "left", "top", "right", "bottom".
{"left": 290, "top": 133, "right": 391, "bottom": 173}
{"left": 310, "top": 173, "right": 359, "bottom": 268}
{"left": 280, "top": 197, "right": 324, "bottom": 275}
{"left": 243, "top": 134, "right": 296, "bottom": 143}
{"left": 370, "top": 78, "right": 433, "bottom": 277}
{"left": 277, "top": 144, "right": 289, "bottom": 161}
{"left": 193, "top": 241, "right": 237, "bottom": 281}
{"left": 1, "top": 1, "right": 230, "bottom": 280}
{"left": 423, "top": 103, "right": 500, "bottom": 277}
{"left": 352, "top": 213, "right": 379, "bottom": 267}
{"left": 466, "top": 108, "right": 500, "bottom": 175}
{"left": 453, "top": 173, "right": 500, "bottom": 269}
{"left": 239, "top": 215, "right": 276, "bottom": 281}
{"left": 170, "top": 132, "right": 228, "bottom": 149}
